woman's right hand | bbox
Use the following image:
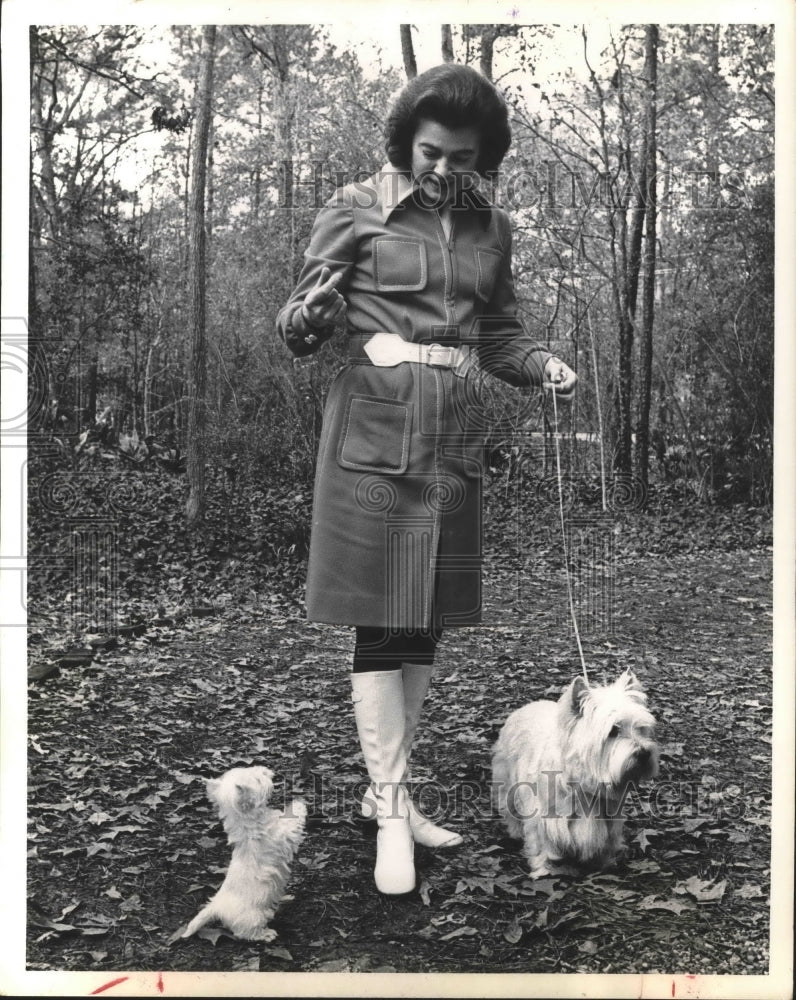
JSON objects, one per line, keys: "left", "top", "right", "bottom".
{"left": 301, "top": 267, "right": 347, "bottom": 339}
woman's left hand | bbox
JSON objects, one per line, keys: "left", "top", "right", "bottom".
{"left": 544, "top": 357, "right": 578, "bottom": 399}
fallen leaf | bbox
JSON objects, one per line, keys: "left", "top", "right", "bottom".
{"left": 232, "top": 955, "right": 261, "bottom": 972}
{"left": 196, "top": 925, "right": 228, "bottom": 945}
{"left": 734, "top": 883, "right": 764, "bottom": 899}
{"left": 86, "top": 843, "right": 112, "bottom": 857}
{"left": 546, "top": 909, "right": 584, "bottom": 933}
{"left": 677, "top": 876, "right": 727, "bottom": 902}
{"left": 315, "top": 958, "right": 350, "bottom": 972}
{"left": 100, "top": 825, "right": 144, "bottom": 841}
{"left": 625, "top": 859, "right": 661, "bottom": 874}
{"left": 262, "top": 945, "right": 293, "bottom": 962}
{"left": 640, "top": 895, "right": 694, "bottom": 915}
{"left": 519, "top": 877, "right": 558, "bottom": 896}
{"left": 604, "top": 888, "right": 638, "bottom": 902}
{"left": 459, "top": 876, "right": 495, "bottom": 896}
{"left": 119, "top": 894, "right": 143, "bottom": 913}
{"left": 440, "top": 926, "right": 478, "bottom": 942}
{"left": 503, "top": 921, "right": 523, "bottom": 944}
{"left": 533, "top": 907, "right": 549, "bottom": 929}
{"left": 634, "top": 828, "right": 658, "bottom": 851}
{"left": 87, "top": 811, "right": 113, "bottom": 826}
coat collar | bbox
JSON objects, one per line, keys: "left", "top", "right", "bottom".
{"left": 374, "top": 163, "right": 493, "bottom": 224}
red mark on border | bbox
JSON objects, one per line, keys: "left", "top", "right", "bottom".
{"left": 671, "top": 983, "right": 676, "bottom": 997}
{"left": 157, "top": 972, "right": 165, "bottom": 993}
{"left": 90, "top": 977, "right": 130, "bottom": 995}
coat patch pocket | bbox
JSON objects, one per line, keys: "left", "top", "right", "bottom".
{"left": 373, "top": 237, "right": 427, "bottom": 292}
{"left": 338, "top": 395, "right": 413, "bottom": 474}
{"left": 474, "top": 246, "right": 503, "bottom": 302}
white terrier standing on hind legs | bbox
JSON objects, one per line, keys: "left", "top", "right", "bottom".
{"left": 492, "top": 670, "right": 659, "bottom": 878}
{"left": 175, "top": 766, "right": 307, "bottom": 943}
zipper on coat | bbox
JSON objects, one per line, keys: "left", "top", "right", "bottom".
{"left": 426, "top": 365, "right": 444, "bottom": 629}
{"left": 434, "top": 209, "right": 457, "bottom": 333}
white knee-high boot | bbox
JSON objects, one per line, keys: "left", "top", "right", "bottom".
{"left": 351, "top": 670, "right": 415, "bottom": 895}
{"left": 361, "top": 663, "right": 463, "bottom": 849}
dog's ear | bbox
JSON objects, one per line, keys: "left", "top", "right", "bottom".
{"left": 235, "top": 783, "right": 257, "bottom": 813}
{"left": 569, "top": 676, "right": 590, "bottom": 716}
{"left": 619, "top": 669, "right": 647, "bottom": 701}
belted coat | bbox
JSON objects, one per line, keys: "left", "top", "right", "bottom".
{"left": 276, "top": 165, "right": 552, "bottom": 630}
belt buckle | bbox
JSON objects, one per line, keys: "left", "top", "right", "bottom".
{"left": 427, "top": 343, "right": 455, "bottom": 367}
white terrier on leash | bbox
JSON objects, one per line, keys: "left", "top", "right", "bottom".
{"left": 176, "top": 765, "right": 307, "bottom": 942}
{"left": 492, "top": 671, "right": 659, "bottom": 878}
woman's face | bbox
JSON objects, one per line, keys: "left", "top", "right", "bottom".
{"left": 410, "top": 118, "right": 481, "bottom": 205}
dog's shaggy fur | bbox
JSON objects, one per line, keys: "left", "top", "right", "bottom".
{"left": 179, "top": 766, "right": 306, "bottom": 942}
{"left": 492, "top": 671, "right": 659, "bottom": 878}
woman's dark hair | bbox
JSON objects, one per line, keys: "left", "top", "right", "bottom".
{"left": 385, "top": 64, "right": 511, "bottom": 177}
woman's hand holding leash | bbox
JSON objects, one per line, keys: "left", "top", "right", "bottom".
{"left": 544, "top": 357, "right": 577, "bottom": 399}
{"left": 301, "top": 267, "right": 346, "bottom": 344}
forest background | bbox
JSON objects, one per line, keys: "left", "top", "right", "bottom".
{"left": 23, "top": 20, "right": 775, "bottom": 623}
{"left": 27, "top": 21, "right": 774, "bottom": 511}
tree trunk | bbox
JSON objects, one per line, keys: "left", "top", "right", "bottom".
{"left": 206, "top": 113, "right": 215, "bottom": 266}
{"left": 400, "top": 25, "right": 417, "bottom": 80}
{"left": 606, "top": 66, "right": 635, "bottom": 476}
{"left": 85, "top": 353, "right": 98, "bottom": 426}
{"left": 253, "top": 77, "right": 264, "bottom": 220}
{"left": 615, "top": 314, "right": 634, "bottom": 475}
{"left": 441, "top": 25, "right": 454, "bottom": 62}
{"left": 480, "top": 27, "right": 497, "bottom": 81}
{"left": 186, "top": 25, "right": 216, "bottom": 527}
{"left": 587, "top": 311, "right": 608, "bottom": 511}
{"left": 635, "top": 25, "right": 658, "bottom": 493}
{"left": 627, "top": 157, "right": 647, "bottom": 318}
{"left": 30, "top": 28, "right": 63, "bottom": 243}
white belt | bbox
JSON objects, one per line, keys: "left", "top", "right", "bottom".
{"left": 363, "top": 332, "right": 471, "bottom": 374}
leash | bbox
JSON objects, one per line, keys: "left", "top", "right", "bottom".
{"left": 549, "top": 377, "right": 590, "bottom": 686}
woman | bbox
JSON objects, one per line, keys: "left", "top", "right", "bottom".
{"left": 277, "top": 64, "right": 577, "bottom": 895}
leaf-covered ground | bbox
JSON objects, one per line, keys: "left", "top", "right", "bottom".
{"left": 25, "top": 469, "right": 773, "bottom": 976}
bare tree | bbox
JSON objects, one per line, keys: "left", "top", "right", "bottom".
{"left": 635, "top": 25, "right": 659, "bottom": 491}
{"left": 478, "top": 25, "right": 519, "bottom": 81}
{"left": 186, "top": 25, "right": 217, "bottom": 527}
{"left": 400, "top": 24, "right": 417, "bottom": 79}
{"left": 441, "top": 25, "right": 454, "bottom": 63}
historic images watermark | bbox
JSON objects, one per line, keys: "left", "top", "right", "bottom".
{"left": 271, "top": 772, "right": 750, "bottom": 824}
{"left": 277, "top": 159, "right": 749, "bottom": 212}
